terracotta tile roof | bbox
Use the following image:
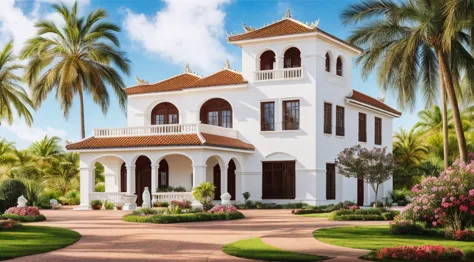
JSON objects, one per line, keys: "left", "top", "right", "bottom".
{"left": 186, "top": 69, "right": 247, "bottom": 88}
{"left": 348, "top": 90, "right": 402, "bottom": 116}
{"left": 66, "top": 133, "right": 254, "bottom": 151}
{"left": 228, "top": 18, "right": 362, "bottom": 52}
{"left": 125, "top": 73, "right": 201, "bottom": 95}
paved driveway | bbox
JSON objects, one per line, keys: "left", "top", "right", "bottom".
{"left": 11, "top": 207, "right": 387, "bottom": 261}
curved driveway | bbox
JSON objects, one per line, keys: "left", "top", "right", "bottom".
{"left": 11, "top": 207, "right": 387, "bottom": 261}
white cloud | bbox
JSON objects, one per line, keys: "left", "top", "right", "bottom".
{"left": 123, "top": 0, "right": 232, "bottom": 73}
{"left": 4, "top": 123, "right": 68, "bottom": 143}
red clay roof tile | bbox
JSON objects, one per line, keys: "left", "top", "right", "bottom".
{"left": 125, "top": 73, "right": 200, "bottom": 95}
{"left": 186, "top": 69, "right": 247, "bottom": 88}
{"left": 348, "top": 90, "right": 401, "bottom": 116}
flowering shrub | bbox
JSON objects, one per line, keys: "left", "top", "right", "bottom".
{"left": 401, "top": 158, "right": 474, "bottom": 230}
{"left": 0, "top": 219, "right": 21, "bottom": 230}
{"left": 208, "top": 204, "right": 238, "bottom": 214}
{"left": 389, "top": 219, "right": 432, "bottom": 235}
{"left": 347, "top": 205, "right": 360, "bottom": 210}
{"left": 445, "top": 229, "right": 474, "bottom": 241}
{"left": 5, "top": 206, "right": 41, "bottom": 216}
{"left": 376, "top": 245, "right": 463, "bottom": 261}
{"left": 169, "top": 200, "right": 191, "bottom": 209}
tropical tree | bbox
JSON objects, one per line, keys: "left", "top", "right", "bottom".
{"left": 413, "top": 106, "right": 449, "bottom": 134}
{"left": 6, "top": 149, "right": 40, "bottom": 180}
{"left": 43, "top": 152, "right": 79, "bottom": 194}
{"left": 21, "top": 2, "right": 130, "bottom": 139}
{"left": 192, "top": 182, "right": 216, "bottom": 211}
{"left": 0, "top": 41, "right": 34, "bottom": 126}
{"left": 393, "top": 127, "right": 427, "bottom": 167}
{"left": 29, "top": 135, "right": 63, "bottom": 166}
{"left": 341, "top": 0, "right": 474, "bottom": 163}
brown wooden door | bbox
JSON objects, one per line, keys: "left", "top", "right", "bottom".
{"left": 120, "top": 163, "right": 127, "bottom": 192}
{"left": 135, "top": 156, "right": 151, "bottom": 206}
{"left": 262, "top": 161, "right": 295, "bottom": 199}
{"left": 213, "top": 164, "right": 221, "bottom": 200}
{"left": 357, "top": 178, "right": 364, "bottom": 206}
{"left": 227, "top": 160, "right": 236, "bottom": 200}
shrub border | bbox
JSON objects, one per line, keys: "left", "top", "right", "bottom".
{"left": 123, "top": 211, "right": 245, "bottom": 224}
{"left": 0, "top": 214, "right": 46, "bottom": 222}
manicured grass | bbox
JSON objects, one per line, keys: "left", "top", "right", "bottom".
{"left": 223, "top": 237, "right": 329, "bottom": 261}
{"left": 314, "top": 225, "right": 474, "bottom": 253}
{"left": 299, "top": 212, "right": 332, "bottom": 218}
{"left": 0, "top": 226, "right": 80, "bottom": 260}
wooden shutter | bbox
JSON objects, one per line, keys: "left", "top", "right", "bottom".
{"left": 336, "top": 106, "right": 345, "bottom": 136}
{"left": 358, "top": 113, "right": 367, "bottom": 142}
{"left": 326, "top": 163, "right": 336, "bottom": 200}
{"left": 375, "top": 117, "right": 382, "bottom": 145}
{"left": 324, "top": 103, "right": 332, "bottom": 134}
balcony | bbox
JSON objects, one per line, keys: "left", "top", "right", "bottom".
{"left": 254, "top": 67, "right": 303, "bottom": 81}
{"left": 93, "top": 122, "right": 239, "bottom": 139}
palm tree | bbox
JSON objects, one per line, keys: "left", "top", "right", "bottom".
{"left": 341, "top": 0, "right": 474, "bottom": 162}
{"left": 29, "top": 135, "right": 63, "bottom": 166}
{"left": 43, "top": 152, "right": 79, "bottom": 194}
{"left": 393, "top": 128, "right": 428, "bottom": 167}
{"left": 0, "top": 41, "right": 34, "bottom": 126}
{"left": 21, "top": 2, "right": 130, "bottom": 139}
{"left": 414, "top": 105, "right": 450, "bottom": 134}
{"left": 5, "top": 149, "right": 40, "bottom": 180}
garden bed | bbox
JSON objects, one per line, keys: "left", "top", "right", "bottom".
{"left": 328, "top": 208, "right": 399, "bottom": 221}
{"left": 0, "top": 213, "right": 46, "bottom": 222}
{"left": 123, "top": 211, "right": 245, "bottom": 224}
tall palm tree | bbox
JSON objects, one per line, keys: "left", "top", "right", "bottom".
{"left": 43, "top": 152, "right": 79, "bottom": 194}
{"left": 0, "top": 41, "right": 34, "bottom": 126}
{"left": 341, "top": 0, "right": 474, "bottom": 162}
{"left": 29, "top": 135, "right": 63, "bottom": 166}
{"left": 393, "top": 127, "right": 428, "bottom": 167}
{"left": 21, "top": 2, "right": 130, "bottom": 139}
{"left": 414, "top": 105, "right": 451, "bottom": 133}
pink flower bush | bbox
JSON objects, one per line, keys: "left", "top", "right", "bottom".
{"left": 376, "top": 245, "right": 463, "bottom": 261}
{"left": 401, "top": 158, "right": 474, "bottom": 230}
{"left": 347, "top": 205, "right": 360, "bottom": 210}
{"left": 0, "top": 219, "right": 20, "bottom": 230}
{"left": 5, "top": 206, "right": 41, "bottom": 217}
{"left": 445, "top": 229, "right": 474, "bottom": 241}
{"left": 169, "top": 200, "right": 192, "bottom": 209}
{"left": 208, "top": 204, "right": 238, "bottom": 214}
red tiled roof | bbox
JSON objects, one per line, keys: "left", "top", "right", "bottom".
{"left": 348, "top": 90, "right": 402, "bottom": 116}
{"left": 66, "top": 133, "right": 254, "bottom": 151}
{"left": 186, "top": 69, "right": 247, "bottom": 88}
{"left": 125, "top": 73, "right": 200, "bottom": 95}
{"left": 228, "top": 18, "right": 362, "bottom": 52}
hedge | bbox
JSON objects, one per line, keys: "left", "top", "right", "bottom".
{"left": 123, "top": 211, "right": 245, "bottom": 224}
{"left": 329, "top": 208, "right": 399, "bottom": 221}
{"left": 0, "top": 214, "right": 46, "bottom": 222}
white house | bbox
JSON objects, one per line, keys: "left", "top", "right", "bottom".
{"left": 67, "top": 12, "right": 401, "bottom": 210}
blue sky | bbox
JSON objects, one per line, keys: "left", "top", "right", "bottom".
{"left": 0, "top": 0, "right": 422, "bottom": 149}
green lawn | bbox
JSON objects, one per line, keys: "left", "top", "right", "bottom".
{"left": 299, "top": 212, "right": 332, "bottom": 218}
{"left": 223, "top": 237, "right": 329, "bottom": 261}
{"left": 314, "top": 225, "right": 474, "bottom": 253}
{"left": 0, "top": 226, "right": 81, "bottom": 260}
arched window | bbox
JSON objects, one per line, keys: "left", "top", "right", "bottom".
{"left": 260, "top": 50, "right": 276, "bottom": 70}
{"left": 200, "top": 98, "right": 232, "bottom": 128}
{"left": 283, "top": 47, "right": 301, "bottom": 68}
{"left": 336, "top": 56, "right": 343, "bottom": 76}
{"left": 325, "top": 53, "right": 331, "bottom": 72}
{"left": 158, "top": 159, "right": 169, "bottom": 189}
{"left": 151, "top": 102, "right": 179, "bottom": 125}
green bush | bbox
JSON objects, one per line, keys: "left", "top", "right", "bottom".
{"left": 132, "top": 207, "right": 161, "bottom": 215}
{"left": 389, "top": 220, "right": 442, "bottom": 236}
{"left": 292, "top": 209, "right": 328, "bottom": 215}
{"left": 153, "top": 201, "right": 168, "bottom": 207}
{"left": 389, "top": 189, "right": 410, "bottom": 206}
{"left": 157, "top": 186, "right": 186, "bottom": 192}
{"left": 329, "top": 208, "right": 399, "bottom": 221}
{"left": 105, "top": 202, "right": 114, "bottom": 210}
{"left": 0, "top": 213, "right": 46, "bottom": 222}
{"left": 463, "top": 249, "right": 474, "bottom": 261}
{"left": 94, "top": 182, "right": 105, "bottom": 192}
{"left": 0, "top": 179, "right": 26, "bottom": 211}
{"left": 0, "top": 199, "right": 5, "bottom": 214}
{"left": 123, "top": 211, "right": 245, "bottom": 224}
{"left": 59, "top": 190, "right": 80, "bottom": 205}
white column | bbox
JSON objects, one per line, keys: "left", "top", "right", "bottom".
{"left": 74, "top": 167, "right": 94, "bottom": 210}
{"left": 126, "top": 165, "right": 136, "bottom": 195}
{"left": 151, "top": 164, "right": 159, "bottom": 193}
{"left": 220, "top": 163, "right": 228, "bottom": 196}
{"left": 192, "top": 164, "right": 207, "bottom": 208}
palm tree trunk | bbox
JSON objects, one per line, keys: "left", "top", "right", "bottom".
{"left": 440, "top": 71, "right": 449, "bottom": 168}
{"left": 437, "top": 50, "right": 468, "bottom": 162}
{"left": 78, "top": 83, "right": 86, "bottom": 139}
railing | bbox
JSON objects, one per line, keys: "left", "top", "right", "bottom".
{"left": 198, "top": 123, "right": 238, "bottom": 138}
{"left": 94, "top": 123, "right": 198, "bottom": 137}
{"left": 152, "top": 192, "right": 193, "bottom": 203}
{"left": 254, "top": 67, "right": 303, "bottom": 81}
{"left": 90, "top": 192, "right": 126, "bottom": 203}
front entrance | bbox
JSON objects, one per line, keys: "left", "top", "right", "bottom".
{"left": 120, "top": 163, "right": 127, "bottom": 192}
{"left": 357, "top": 178, "right": 364, "bottom": 206}
{"left": 213, "top": 164, "right": 221, "bottom": 200}
{"left": 135, "top": 156, "right": 151, "bottom": 206}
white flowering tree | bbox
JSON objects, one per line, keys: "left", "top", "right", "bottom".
{"left": 336, "top": 145, "right": 397, "bottom": 206}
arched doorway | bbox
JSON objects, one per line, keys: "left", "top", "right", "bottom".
{"left": 135, "top": 156, "right": 151, "bottom": 206}
{"left": 227, "top": 160, "right": 236, "bottom": 200}
{"left": 283, "top": 47, "right": 301, "bottom": 68}
{"left": 158, "top": 159, "right": 169, "bottom": 189}
{"left": 260, "top": 50, "right": 275, "bottom": 70}
{"left": 151, "top": 102, "right": 179, "bottom": 125}
{"left": 199, "top": 98, "right": 232, "bottom": 128}
{"left": 120, "top": 163, "right": 127, "bottom": 192}
{"left": 213, "top": 164, "right": 221, "bottom": 200}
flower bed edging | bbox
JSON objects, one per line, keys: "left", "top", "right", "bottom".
{"left": 123, "top": 211, "right": 245, "bottom": 224}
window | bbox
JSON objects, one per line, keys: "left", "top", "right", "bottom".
{"left": 336, "top": 106, "right": 345, "bottom": 136}
{"left": 262, "top": 161, "right": 295, "bottom": 199}
{"left": 283, "top": 47, "right": 301, "bottom": 68}
{"left": 155, "top": 114, "right": 165, "bottom": 125}
{"left": 375, "top": 117, "right": 382, "bottom": 145}
{"left": 358, "top": 112, "right": 367, "bottom": 142}
{"left": 151, "top": 102, "right": 179, "bottom": 125}
{"left": 158, "top": 160, "right": 169, "bottom": 188}
{"left": 260, "top": 50, "right": 276, "bottom": 70}
{"left": 222, "top": 110, "right": 232, "bottom": 128}
{"left": 325, "top": 53, "right": 331, "bottom": 72}
{"left": 326, "top": 163, "right": 336, "bottom": 200}
{"left": 200, "top": 98, "right": 233, "bottom": 128}
{"left": 324, "top": 102, "right": 332, "bottom": 134}
{"left": 283, "top": 100, "right": 300, "bottom": 130}
{"left": 336, "top": 56, "right": 343, "bottom": 76}
{"left": 168, "top": 113, "right": 178, "bottom": 124}
{"left": 261, "top": 102, "right": 275, "bottom": 131}
{"left": 207, "top": 111, "right": 219, "bottom": 126}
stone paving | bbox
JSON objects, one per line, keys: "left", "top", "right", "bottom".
{"left": 10, "top": 207, "right": 387, "bottom": 261}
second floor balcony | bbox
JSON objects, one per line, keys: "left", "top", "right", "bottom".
{"left": 254, "top": 67, "right": 303, "bottom": 81}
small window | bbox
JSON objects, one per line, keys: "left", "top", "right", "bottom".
{"left": 336, "top": 56, "right": 343, "bottom": 76}
{"left": 168, "top": 114, "right": 178, "bottom": 124}
{"left": 222, "top": 110, "right": 232, "bottom": 128}
{"left": 325, "top": 53, "right": 331, "bottom": 72}
{"left": 207, "top": 111, "right": 219, "bottom": 126}
{"left": 324, "top": 102, "right": 332, "bottom": 134}
{"left": 336, "top": 106, "right": 345, "bottom": 136}
{"left": 261, "top": 102, "right": 275, "bottom": 131}
{"left": 326, "top": 163, "right": 336, "bottom": 200}
{"left": 156, "top": 114, "right": 165, "bottom": 125}
{"left": 158, "top": 160, "right": 169, "bottom": 189}
{"left": 358, "top": 112, "right": 367, "bottom": 142}
{"left": 283, "top": 100, "right": 300, "bottom": 130}
{"left": 375, "top": 117, "right": 382, "bottom": 145}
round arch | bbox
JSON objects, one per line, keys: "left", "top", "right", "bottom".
{"left": 144, "top": 100, "right": 181, "bottom": 125}
{"left": 336, "top": 55, "right": 344, "bottom": 76}
{"left": 135, "top": 155, "right": 152, "bottom": 206}
{"left": 150, "top": 102, "right": 179, "bottom": 125}
{"left": 205, "top": 155, "right": 226, "bottom": 200}
{"left": 199, "top": 98, "right": 233, "bottom": 128}
{"left": 264, "top": 152, "right": 297, "bottom": 161}
{"left": 325, "top": 51, "right": 333, "bottom": 72}
{"left": 259, "top": 50, "right": 276, "bottom": 70}
{"left": 89, "top": 154, "right": 127, "bottom": 167}
{"left": 155, "top": 152, "right": 195, "bottom": 166}
{"left": 283, "top": 47, "right": 301, "bottom": 68}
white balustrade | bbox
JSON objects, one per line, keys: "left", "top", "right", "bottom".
{"left": 198, "top": 123, "right": 238, "bottom": 138}
{"left": 90, "top": 192, "right": 126, "bottom": 203}
{"left": 152, "top": 192, "right": 193, "bottom": 203}
{"left": 94, "top": 123, "right": 198, "bottom": 137}
{"left": 254, "top": 67, "right": 303, "bottom": 81}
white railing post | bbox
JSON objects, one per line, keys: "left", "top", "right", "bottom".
{"left": 254, "top": 67, "right": 303, "bottom": 82}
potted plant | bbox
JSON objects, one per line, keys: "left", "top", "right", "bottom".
{"left": 90, "top": 200, "right": 102, "bottom": 210}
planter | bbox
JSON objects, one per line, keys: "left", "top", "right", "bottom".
{"left": 123, "top": 194, "right": 137, "bottom": 211}
{"left": 91, "top": 205, "right": 102, "bottom": 210}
